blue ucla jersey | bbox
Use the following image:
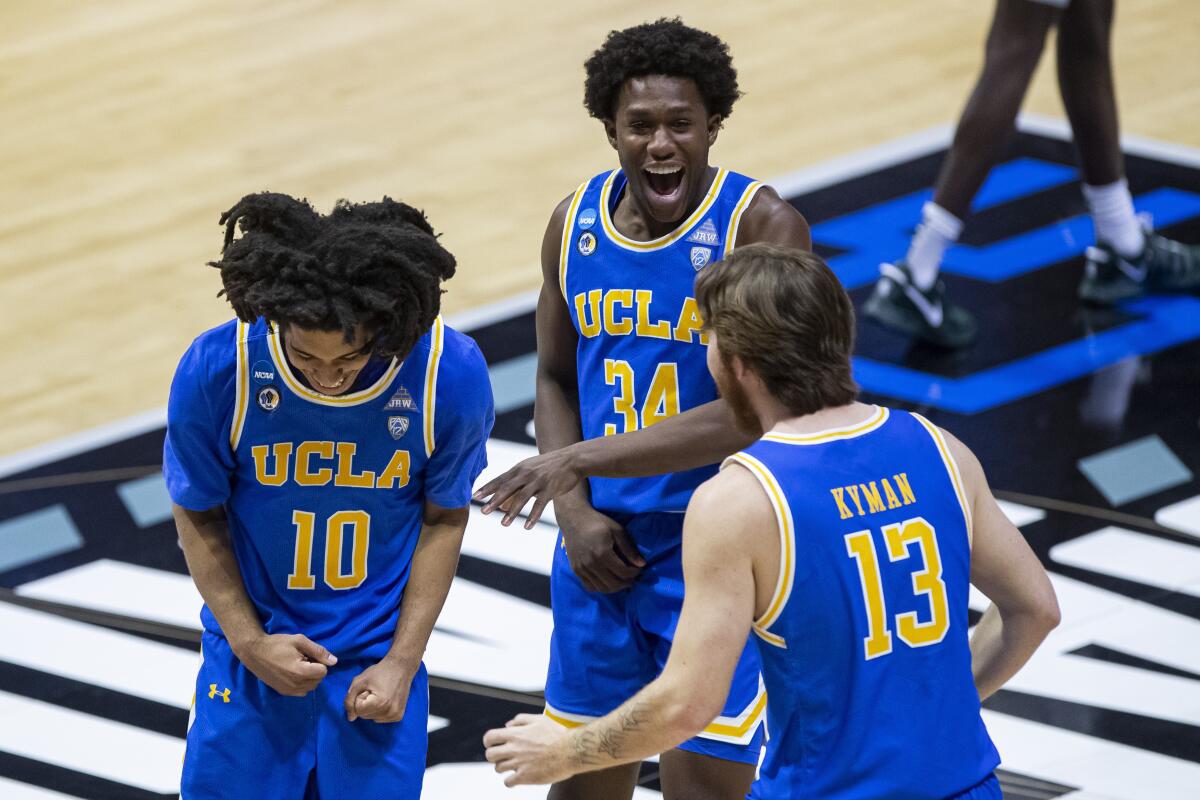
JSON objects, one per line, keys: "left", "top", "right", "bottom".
{"left": 561, "top": 167, "right": 763, "bottom": 514}
{"left": 164, "top": 317, "right": 494, "bottom": 660}
{"left": 725, "top": 408, "right": 1000, "bottom": 799}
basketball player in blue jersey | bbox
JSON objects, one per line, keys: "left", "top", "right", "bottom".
{"left": 476, "top": 18, "right": 808, "bottom": 800}
{"left": 164, "top": 193, "right": 493, "bottom": 799}
{"left": 484, "top": 244, "right": 1060, "bottom": 798}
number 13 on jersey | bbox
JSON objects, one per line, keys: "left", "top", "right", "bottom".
{"left": 603, "top": 359, "right": 680, "bottom": 435}
{"left": 845, "top": 517, "right": 950, "bottom": 660}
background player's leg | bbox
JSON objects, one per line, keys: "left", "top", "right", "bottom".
{"left": 658, "top": 749, "right": 755, "bottom": 800}
{"left": 865, "top": 0, "right": 1061, "bottom": 348}
{"left": 547, "top": 764, "right": 642, "bottom": 800}
{"left": 1059, "top": 0, "right": 1200, "bottom": 302}
{"left": 932, "top": 0, "right": 1061, "bottom": 219}
{"left": 1056, "top": 0, "right": 1122, "bottom": 187}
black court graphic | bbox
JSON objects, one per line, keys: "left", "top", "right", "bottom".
{"left": 2, "top": 122, "right": 1199, "bottom": 798}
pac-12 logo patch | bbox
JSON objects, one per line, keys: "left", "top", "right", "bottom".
{"left": 578, "top": 232, "right": 597, "bottom": 256}
{"left": 256, "top": 385, "right": 280, "bottom": 412}
{"left": 577, "top": 208, "right": 597, "bottom": 230}
{"left": 387, "top": 416, "right": 410, "bottom": 439}
{"left": 690, "top": 246, "right": 713, "bottom": 270}
{"left": 251, "top": 360, "right": 275, "bottom": 384}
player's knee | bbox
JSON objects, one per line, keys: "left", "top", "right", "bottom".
{"left": 982, "top": 36, "right": 1046, "bottom": 78}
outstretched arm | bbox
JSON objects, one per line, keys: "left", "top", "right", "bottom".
{"left": 473, "top": 187, "right": 811, "bottom": 526}
{"left": 484, "top": 467, "right": 771, "bottom": 785}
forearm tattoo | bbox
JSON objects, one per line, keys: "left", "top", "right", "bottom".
{"left": 570, "top": 701, "right": 655, "bottom": 766}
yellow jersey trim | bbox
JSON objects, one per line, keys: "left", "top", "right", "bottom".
{"left": 229, "top": 322, "right": 250, "bottom": 451}
{"left": 545, "top": 689, "right": 767, "bottom": 746}
{"left": 598, "top": 168, "right": 729, "bottom": 251}
{"left": 266, "top": 322, "right": 400, "bottom": 407}
{"left": 423, "top": 315, "right": 445, "bottom": 458}
{"left": 723, "top": 181, "right": 763, "bottom": 257}
{"left": 761, "top": 406, "right": 889, "bottom": 445}
{"left": 558, "top": 182, "right": 588, "bottom": 301}
{"left": 912, "top": 413, "right": 974, "bottom": 545}
{"left": 700, "top": 684, "right": 767, "bottom": 744}
{"left": 543, "top": 704, "right": 589, "bottom": 729}
{"left": 723, "top": 452, "right": 794, "bottom": 647}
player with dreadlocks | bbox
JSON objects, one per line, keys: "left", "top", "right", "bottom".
{"left": 473, "top": 19, "right": 810, "bottom": 800}
{"left": 165, "top": 192, "right": 493, "bottom": 799}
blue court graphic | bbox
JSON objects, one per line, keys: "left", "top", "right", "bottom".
{"left": 812, "top": 156, "right": 1200, "bottom": 413}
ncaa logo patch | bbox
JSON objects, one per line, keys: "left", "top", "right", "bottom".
{"left": 256, "top": 385, "right": 280, "bottom": 412}
{"left": 577, "top": 208, "right": 597, "bottom": 230}
{"left": 578, "top": 232, "right": 597, "bottom": 256}
{"left": 690, "top": 246, "right": 713, "bottom": 270}
{"left": 251, "top": 360, "right": 275, "bottom": 384}
{"left": 387, "top": 416, "right": 410, "bottom": 439}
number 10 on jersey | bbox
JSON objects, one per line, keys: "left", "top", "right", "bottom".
{"left": 603, "top": 359, "right": 681, "bottom": 435}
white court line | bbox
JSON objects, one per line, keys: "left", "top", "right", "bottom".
{"left": 0, "top": 691, "right": 184, "bottom": 794}
{"left": 0, "top": 603, "right": 195, "bottom": 708}
{"left": 1050, "top": 527, "right": 1200, "bottom": 597}
{"left": 984, "top": 709, "right": 1200, "bottom": 800}
{"left": 19, "top": 559, "right": 202, "bottom": 629}
{"left": 1156, "top": 494, "right": 1200, "bottom": 539}
{"left": 423, "top": 762, "right": 661, "bottom": 799}
{"left": 461, "top": 506, "right": 556, "bottom": 576}
{"left": 0, "top": 777, "right": 81, "bottom": 800}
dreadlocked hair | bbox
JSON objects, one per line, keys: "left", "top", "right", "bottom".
{"left": 583, "top": 18, "right": 741, "bottom": 121}
{"left": 211, "top": 192, "right": 456, "bottom": 360}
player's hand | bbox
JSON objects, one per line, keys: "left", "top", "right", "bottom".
{"left": 344, "top": 657, "right": 414, "bottom": 723}
{"left": 483, "top": 713, "right": 575, "bottom": 787}
{"left": 235, "top": 633, "right": 336, "bottom": 697}
{"left": 561, "top": 508, "right": 645, "bottom": 593}
{"left": 473, "top": 448, "right": 584, "bottom": 528}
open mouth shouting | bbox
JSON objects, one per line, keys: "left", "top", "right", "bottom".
{"left": 643, "top": 163, "right": 687, "bottom": 218}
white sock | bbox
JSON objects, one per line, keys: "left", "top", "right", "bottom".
{"left": 905, "top": 202, "right": 963, "bottom": 291}
{"left": 1083, "top": 179, "right": 1145, "bottom": 258}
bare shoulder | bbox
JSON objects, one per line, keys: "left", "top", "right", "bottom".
{"left": 938, "top": 425, "right": 987, "bottom": 487}
{"left": 540, "top": 191, "right": 579, "bottom": 281}
{"left": 735, "top": 185, "right": 811, "bottom": 250}
{"left": 688, "top": 460, "right": 775, "bottom": 526}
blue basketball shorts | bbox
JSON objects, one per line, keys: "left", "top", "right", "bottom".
{"left": 181, "top": 631, "right": 428, "bottom": 799}
{"left": 952, "top": 773, "right": 1003, "bottom": 800}
{"left": 544, "top": 512, "right": 765, "bottom": 765}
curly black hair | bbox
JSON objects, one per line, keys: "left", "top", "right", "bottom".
{"left": 211, "top": 192, "right": 456, "bottom": 360}
{"left": 583, "top": 18, "right": 741, "bottom": 121}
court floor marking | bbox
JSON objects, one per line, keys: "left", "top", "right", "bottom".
{"left": 0, "top": 603, "right": 195, "bottom": 708}
{"left": 0, "top": 691, "right": 184, "bottom": 794}
{"left": 1050, "top": 527, "right": 1200, "bottom": 597}
{"left": 17, "top": 558, "right": 555, "bottom": 694}
{"left": 982, "top": 710, "right": 1200, "bottom": 800}
{"left": 0, "top": 776, "right": 80, "bottom": 800}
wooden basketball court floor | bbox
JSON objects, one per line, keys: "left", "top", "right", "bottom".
{"left": 1, "top": 2, "right": 1199, "bottom": 798}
